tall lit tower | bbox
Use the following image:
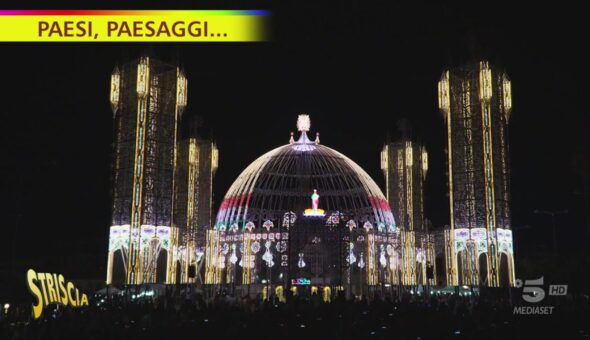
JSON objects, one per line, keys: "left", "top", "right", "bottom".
{"left": 106, "top": 56, "right": 188, "bottom": 285}
{"left": 438, "top": 60, "right": 515, "bottom": 287}
{"left": 174, "top": 115, "right": 218, "bottom": 283}
{"left": 381, "top": 121, "right": 434, "bottom": 285}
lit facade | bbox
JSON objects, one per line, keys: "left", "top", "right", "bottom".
{"left": 174, "top": 117, "right": 218, "bottom": 284}
{"left": 206, "top": 115, "right": 401, "bottom": 299}
{"left": 381, "top": 129, "right": 436, "bottom": 286}
{"left": 438, "top": 60, "right": 515, "bottom": 287}
{"left": 106, "top": 56, "right": 189, "bottom": 285}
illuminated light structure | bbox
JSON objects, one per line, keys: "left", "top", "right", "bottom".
{"left": 106, "top": 56, "right": 188, "bottom": 285}
{"left": 173, "top": 115, "right": 218, "bottom": 284}
{"left": 303, "top": 189, "right": 326, "bottom": 217}
{"left": 381, "top": 120, "right": 436, "bottom": 286}
{"left": 206, "top": 115, "right": 397, "bottom": 298}
{"left": 438, "top": 60, "right": 515, "bottom": 287}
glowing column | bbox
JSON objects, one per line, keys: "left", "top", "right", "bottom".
{"left": 438, "top": 61, "right": 515, "bottom": 287}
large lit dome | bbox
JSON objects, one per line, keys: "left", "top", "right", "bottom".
{"left": 215, "top": 115, "right": 395, "bottom": 228}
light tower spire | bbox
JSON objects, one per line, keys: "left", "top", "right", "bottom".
{"left": 297, "top": 113, "right": 310, "bottom": 132}
{"left": 296, "top": 113, "right": 313, "bottom": 143}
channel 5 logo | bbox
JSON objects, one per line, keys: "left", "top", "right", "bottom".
{"left": 515, "top": 276, "right": 567, "bottom": 303}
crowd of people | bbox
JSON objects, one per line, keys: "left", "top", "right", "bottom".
{"left": 1, "top": 288, "right": 589, "bottom": 340}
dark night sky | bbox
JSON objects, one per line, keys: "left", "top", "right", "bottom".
{"left": 1, "top": 2, "right": 589, "bottom": 282}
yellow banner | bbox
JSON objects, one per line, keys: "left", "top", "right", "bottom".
{"left": 0, "top": 10, "right": 270, "bottom": 42}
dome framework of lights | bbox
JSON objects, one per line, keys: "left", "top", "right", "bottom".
{"left": 215, "top": 115, "right": 395, "bottom": 230}
{"left": 205, "top": 115, "right": 402, "bottom": 299}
